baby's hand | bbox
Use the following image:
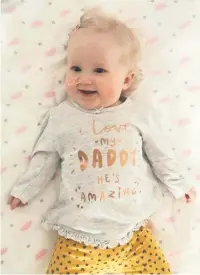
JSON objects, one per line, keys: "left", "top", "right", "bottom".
{"left": 181, "top": 187, "right": 197, "bottom": 203}
{"left": 8, "top": 196, "right": 27, "bottom": 210}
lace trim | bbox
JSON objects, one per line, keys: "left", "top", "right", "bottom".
{"left": 42, "top": 219, "right": 147, "bottom": 249}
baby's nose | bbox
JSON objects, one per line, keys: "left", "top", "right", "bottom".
{"left": 77, "top": 77, "right": 92, "bottom": 85}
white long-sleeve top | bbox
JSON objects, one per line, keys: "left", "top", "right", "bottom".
{"left": 10, "top": 97, "right": 191, "bottom": 248}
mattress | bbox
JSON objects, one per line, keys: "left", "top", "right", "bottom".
{"left": 1, "top": 0, "right": 200, "bottom": 273}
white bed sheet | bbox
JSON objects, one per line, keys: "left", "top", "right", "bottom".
{"left": 1, "top": 0, "right": 200, "bottom": 273}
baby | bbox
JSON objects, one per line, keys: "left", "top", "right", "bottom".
{"left": 9, "top": 10, "right": 196, "bottom": 274}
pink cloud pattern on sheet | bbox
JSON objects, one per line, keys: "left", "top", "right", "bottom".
{"left": 45, "top": 48, "right": 57, "bottom": 57}
{"left": 155, "top": 2, "right": 168, "bottom": 11}
{"left": 8, "top": 38, "right": 20, "bottom": 46}
{"left": 45, "top": 91, "right": 56, "bottom": 98}
{"left": 31, "top": 21, "right": 44, "bottom": 28}
{"left": 1, "top": 167, "right": 7, "bottom": 174}
{"left": 35, "top": 249, "right": 48, "bottom": 261}
{"left": 1, "top": 248, "right": 8, "bottom": 255}
{"left": 16, "top": 126, "right": 28, "bottom": 135}
{"left": 20, "top": 220, "right": 32, "bottom": 231}
{"left": 178, "top": 118, "right": 191, "bottom": 126}
{"left": 11, "top": 92, "right": 23, "bottom": 100}
{"left": 60, "top": 9, "right": 71, "bottom": 16}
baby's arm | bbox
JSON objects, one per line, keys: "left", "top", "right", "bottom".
{"left": 8, "top": 110, "right": 60, "bottom": 209}
{"left": 141, "top": 109, "right": 196, "bottom": 201}
{"left": 9, "top": 152, "right": 60, "bottom": 209}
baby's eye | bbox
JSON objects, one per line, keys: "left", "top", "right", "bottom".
{"left": 94, "top": 68, "right": 106, "bottom": 74}
{"left": 71, "top": 66, "right": 81, "bottom": 72}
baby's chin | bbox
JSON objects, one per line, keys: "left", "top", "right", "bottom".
{"left": 74, "top": 96, "right": 121, "bottom": 111}
{"left": 76, "top": 100, "right": 103, "bottom": 110}
{"left": 71, "top": 94, "right": 103, "bottom": 110}
{"left": 68, "top": 92, "right": 116, "bottom": 110}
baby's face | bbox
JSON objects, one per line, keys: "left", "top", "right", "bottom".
{"left": 66, "top": 29, "right": 130, "bottom": 110}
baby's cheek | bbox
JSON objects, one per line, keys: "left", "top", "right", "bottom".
{"left": 65, "top": 76, "right": 77, "bottom": 90}
{"left": 97, "top": 76, "right": 111, "bottom": 91}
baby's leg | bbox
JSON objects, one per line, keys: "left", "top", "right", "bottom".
{"left": 127, "top": 226, "right": 172, "bottom": 274}
{"left": 46, "top": 227, "right": 171, "bottom": 274}
{"left": 46, "top": 236, "right": 118, "bottom": 274}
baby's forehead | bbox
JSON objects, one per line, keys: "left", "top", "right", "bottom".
{"left": 69, "top": 28, "right": 116, "bottom": 46}
{"left": 67, "top": 29, "right": 123, "bottom": 61}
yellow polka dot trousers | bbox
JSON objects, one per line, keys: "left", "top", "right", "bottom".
{"left": 46, "top": 226, "right": 171, "bottom": 274}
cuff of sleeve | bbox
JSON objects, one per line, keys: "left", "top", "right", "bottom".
{"left": 169, "top": 182, "right": 192, "bottom": 199}
{"left": 10, "top": 188, "right": 30, "bottom": 204}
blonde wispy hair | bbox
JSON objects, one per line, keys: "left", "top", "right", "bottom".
{"left": 68, "top": 8, "right": 142, "bottom": 96}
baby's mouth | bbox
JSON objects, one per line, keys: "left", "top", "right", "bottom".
{"left": 79, "top": 89, "right": 97, "bottom": 95}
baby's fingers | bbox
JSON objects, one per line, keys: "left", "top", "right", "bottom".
{"left": 185, "top": 187, "right": 197, "bottom": 203}
{"left": 19, "top": 202, "right": 28, "bottom": 207}
{"left": 8, "top": 195, "right": 14, "bottom": 205}
{"left": 188, "top": 187, "right": 197, "bottom": 200}
{"left": 10, "top": 198, "right": 22, "bottom": 210}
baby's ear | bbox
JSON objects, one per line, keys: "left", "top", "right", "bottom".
{"left": 122, "top": 70, "right": 134, "bottom": 90}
